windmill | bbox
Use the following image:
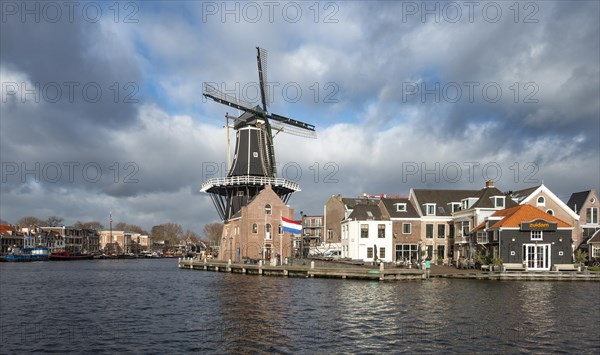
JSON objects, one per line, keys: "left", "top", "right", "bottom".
{"left": 201, "top": 47, "right": 316, "bottom": 221}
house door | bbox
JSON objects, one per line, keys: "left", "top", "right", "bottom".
{"left": 523, "top": 244, "right": 550, "bottom": 270}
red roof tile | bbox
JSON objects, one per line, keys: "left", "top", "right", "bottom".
{"left": 489, "top": 205, "right": 571, "bottom": 228}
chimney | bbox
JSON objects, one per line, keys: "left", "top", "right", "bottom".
{"left": 485, "top": 180, "right": 494, "bottom": 188}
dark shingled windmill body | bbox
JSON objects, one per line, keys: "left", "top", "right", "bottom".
{"left": 201, "top": 47, "right": 316, "bottom": 221}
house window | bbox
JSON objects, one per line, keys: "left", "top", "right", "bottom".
{"left": 360, "top": 224, "right": 368, "bottom": 238}
{"left": 592, "top": 245, "right": 600, "bottom": 258}
{"left": 278, "top": 224, "right": 283, "bottom": 235}
{"left": 367, "top": 247, "right": 373, "bottom": 258}
{"left": 252, "top": 223, "right": 258, "bottom": 234}
{"left": 477, "top": 231, "right": 488, "bottom": 244}
{"left": 425, "top": 204, "right": 436, "bottom": 216}
{"left": 265, "top": 224, "right": 272, "bottom": 239}
{"left": 265, "top": 204, "right": 272, "bottom": 215}
{"left": 587, "top": 207, "right": 598, "bottom": 224}
{"left": 378, "top": 224, "right": 385, "bottom": 238}
{"left": 531, "top": 230, "right": 542, "bottom": 241}
{"left": 327, "top": 229, "right": 333, "bottom": 240}
{"left": 495, "top": 197, "right": 504, "bottom": 208}
{"left": 537, "top": 196, "right": 545, "bottom": 206}
{"left": 402, "top": 223, "right": 411, "bottom": 234}
{"left": 462, "top": 221, "right": 470, "bottom": 237}
{"left": 426, "top": 224, "right": 434, "bottom": 238}
{"left": 396, "top": 203, "right": 406, "bottom": 212}
{"left": 395, "top": 244, "right": 418, "bottom": 261}
{"left": 437, "top": 224, "right": 446, "bottom": 238}
{"left": 546, "top": 209, "right": 554, "bottom": 216}
{"left": 380, "top": 247, "right": 385, "bottom": 259}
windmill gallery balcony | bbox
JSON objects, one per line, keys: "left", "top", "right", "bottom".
{"left": 201, "top": 176, "right": 300, "bottom": 193}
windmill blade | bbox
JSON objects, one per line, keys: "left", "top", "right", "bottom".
{"left": 269, "top": 120, "right": 317, "bottom": 139}
{"left": 203, "top": 83, "right": 263, "bottom": 116}
{"left": 256, "top": 47, "right": 269, "bottom": 112}
{"left": 270, "top": 113, "right": 316, "bottom": 132}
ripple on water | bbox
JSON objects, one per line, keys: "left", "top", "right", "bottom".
{"left": 1, "top": 261, "right": 599, "bottom": 353}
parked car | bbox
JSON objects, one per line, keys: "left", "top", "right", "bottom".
{"left": 323, "top": 250, "right": 341, "bottom": 260}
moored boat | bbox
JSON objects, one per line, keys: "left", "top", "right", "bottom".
{"left": 49, "top": 251, "right": 94, "bottom": 260}
{"left": 3, "top": 247, "right": 49, "bottom": 262}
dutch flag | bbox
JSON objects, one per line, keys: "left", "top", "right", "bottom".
{"left": 281, "top": 216, "right": 302, "bottom": 234}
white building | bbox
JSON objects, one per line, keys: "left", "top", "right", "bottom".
{"left": 341, "top": 204, "right": 393, "bottom": 263}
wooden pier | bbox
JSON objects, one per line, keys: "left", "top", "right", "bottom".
{"left": 178, "top": 258, "right": 600, "bottom": 282}
{"left": 178, "top": 258, "right": 425, "bottom": 281}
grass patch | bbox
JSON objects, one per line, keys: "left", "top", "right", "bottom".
{"left": 588, "top": 266, "right": 600, "bottom": 272}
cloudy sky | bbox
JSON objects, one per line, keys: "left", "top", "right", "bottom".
{"left": 1, "top": 1, "right": 598, "bottom": 234}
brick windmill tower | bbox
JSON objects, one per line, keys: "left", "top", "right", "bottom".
{"left": 201, "top": 47, "right": 316, "bottom": 261}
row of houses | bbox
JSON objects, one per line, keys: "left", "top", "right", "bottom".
{"left": 0, "top": 226, "right": 201, "bottom": 256}
{"left": 216, "top": 182, "right": 599, "bottom": 270}
{"left": 0, "top": 225, "right": 101, "bottom": 255}
{"left": 308, "top": 182, "right": 599, "bottom": 268}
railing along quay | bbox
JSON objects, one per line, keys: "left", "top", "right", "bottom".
{"left": 178, "top": 258, "right": 600, "bottom": 282}
{"left": 178, "top": 258, "right": 424, "bottom": 281}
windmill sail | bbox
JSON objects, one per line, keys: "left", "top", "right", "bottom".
{"left": 201, "top": 47, "right": 316, "bottom": 221}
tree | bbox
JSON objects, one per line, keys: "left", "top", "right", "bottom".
{"left": 114, "top": 222, "right": 144, "bottom": 234}
{"left": 203, "top": 222, "right": 223, "bottom": 245}
{"left": 183, "top": 230, "right": 199, "bottom": 243}
{"left": 73, "top": 221, "right": 105, "bottom": 230}
{"left": 151, "top": 223, "right": 183, "bottom": 243}
{"left": 17, "top": 216, "right": 47, "bottom": 227}
{"left": 45, "top": 216, "right": 64, "bottom": 227}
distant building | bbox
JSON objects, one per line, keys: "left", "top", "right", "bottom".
{"left": 301, "top": 215, "right": 324, "bottom": 254}
{"left": 0, "top": 224, "right": 24, "bottom": 255}
{"left": 99, "top": 231, "right": 149, "bottom": 254}
{"left": 39, "top": 226, "right": 99, "bottom": 254}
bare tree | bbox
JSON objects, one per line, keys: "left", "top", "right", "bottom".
{"left": 45, "top": 216, "right": 64, "bottom": 227}
{"left": 73, "top": 221, "right": 105, "bottom": 230}
{"left": 183, "top": 230, "right": 200, "bottom": 243}
{"left": 114, "top": 222, "right": 144, "bottom": 234}
{"left": 151, "top": 223, "right": 183, "bottom": 243}
{"left": 17, "top": 216, "right": 47, "bottom": 227}
{"left": 203, "top": 222, "right": 223, "bottom": 245}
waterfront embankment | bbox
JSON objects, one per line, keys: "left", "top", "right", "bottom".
{"left": 178, "top": 258, "right": 600, "bottom": 282}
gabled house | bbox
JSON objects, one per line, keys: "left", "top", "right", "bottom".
{"left": 510, "top": 184, "right": 580, "bottom": 251}
{"left": 379, "top": 197, "right": 421, "bottom": 263}
{"left": 341, "top": 204, "right": 393, "bottom": 263}
{"left": 0, "top": 224, "right": 24, "bottom": 254}
{"left": 587, "top": 230, "right": 600, "bottom": 264}
{"left": 567, "top": 189, "right": 600, "bottom": 249}
{"left": 219, "top": 184, "right": 296, "bottom": 263}
{"left": 410, "top": 187, "right": 481, "bottom": 263}
{"left": 474, "top": 204, "right": 573, "bottom": 270}
{"left": 324, "top": 194, "right": 380, "bottom": 244}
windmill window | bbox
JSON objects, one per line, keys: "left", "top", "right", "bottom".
{"left": 546, "top": 209, "right": 554, "bottom": 216}
{"left": 537, "top": 196, "right": 545, "bottom": 206}
{"left": 265, "top": 204, "right": 272, "bottom": 215}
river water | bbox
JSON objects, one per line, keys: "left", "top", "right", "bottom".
{"left": 1, "top": 259, "right": 598, "bottom": 354}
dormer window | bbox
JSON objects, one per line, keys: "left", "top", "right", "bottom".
{"left": 461, "top": 199, "right": 469, "bottom": 210}
{"left": 450, "top": 203, "right": 461, "bottom": 213}
{"left": 536, "top": 196, "right": 545, "bottom": 206}
{"left": 265, "top": 204, "right": 272, "bottom": 215}
{"left": 425, "top": 204, "right": 436, "bottom": 216}
{"left": 494, "top": 196, "right": 505, "bottom": 208}
{"left": 395, "top": 203, "right": 407, "bottom": 212}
